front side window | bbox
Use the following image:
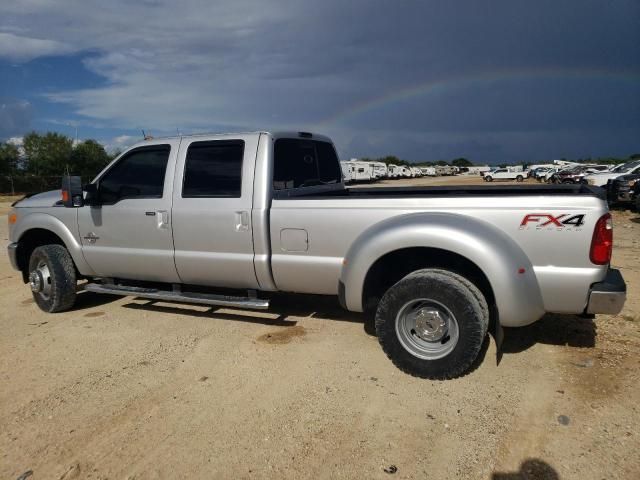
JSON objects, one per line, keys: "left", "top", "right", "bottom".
{"left": 99, "top": 145, "right": 170, "bottom": 203}
{"left": 182, "top": 140, "right": 244, "bottom": 197}
{"left": 273, "top": 139, "right": 341, "bottom": 190}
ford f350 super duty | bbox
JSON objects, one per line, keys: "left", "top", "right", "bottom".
{"left": 6, "top": 131, "right": 627, "bottom": 379}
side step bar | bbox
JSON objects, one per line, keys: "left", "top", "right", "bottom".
{"left": 84, "top": 283, "right": 270, "bottom": 310}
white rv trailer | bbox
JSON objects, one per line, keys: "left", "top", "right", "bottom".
{"left": 464, "top": 166, "right": 491, "bottom": 175}
{"left": 340, "top": 160, "right": 376, "bottom": 182}
{"left": 410, "top": 167, "right": 423, "bottom": 177}
{"left": 420, "top": 166, "right": 437, "bottom": 176}
{"left": 340, "top": 161, "right": 353, "bottom": 183}
{"left": 435, "top": 165, "right": 457, "bottom": 176}
{"left": 398, "top": 166, "right": 413, "bottom": 178}
{"left": 350, "top": 161, "right": 374, "bottom": 182}
{"left": 369, "top": 161, "right": 388, "bottom": 179}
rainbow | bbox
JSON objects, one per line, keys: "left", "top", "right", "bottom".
{"left": 315, "top": 67, "right": 640, "bottom": 128}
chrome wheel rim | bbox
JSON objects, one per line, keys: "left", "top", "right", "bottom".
{"left": 395, "top": 299, "right": 459, "bottom": 360}
{"left": 29, "top": 261, "right": 52, "bottom": 300}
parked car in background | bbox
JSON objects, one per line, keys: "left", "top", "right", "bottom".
{"left": 538, "top": 167, "right": 561, "bottom": 183}
{"left": 483, "top": 168, "right": 525, "bottom": 182}
{"left": 606, "top": 173, "right": 640, "bottom": 207}
{"left": 584, "top": 161, "right": 640, "bottom": 187}
{"left": 531, "top": 167, "right": 551, "bottom": 181}
{"left": 551, "top": 165, "right": 609, "bottom": 184}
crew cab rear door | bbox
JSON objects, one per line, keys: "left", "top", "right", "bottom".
{"left": 171, "top": 134, "right": 260, "bottom": 288}
{"left": 77, "top": 139, "right": 181, "bottom": 283}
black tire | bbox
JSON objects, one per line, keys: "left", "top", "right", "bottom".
{"left": 485, "top": 176, "right": 493, "bottom": 182}
{"left": 375, "top": 269, "right": 489, "bottom": 380}
{"left": 516, "top": 175, "right": 523, "bottom": 182}
{"left": 28, "top": 245, "right": 77, "bottom": 313}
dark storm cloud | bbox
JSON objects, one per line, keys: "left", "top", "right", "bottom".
{"left": 1, "top": 0, "right": 639, "bottom": 162}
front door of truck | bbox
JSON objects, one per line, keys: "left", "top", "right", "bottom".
{"left": 171, "top": 134, "right": 259, "bottom": 289}
{"left": 77, "top": 140, "right": 181, "bottom": 283}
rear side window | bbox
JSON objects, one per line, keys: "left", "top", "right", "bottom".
{"left": 99, "top": 145, "right": 170, "bottom": 203}
{"left": 182, "top": 140, "right": 244, "bottom": 197}
{"left": 273, "top": 139, "right": 341, "bottom": 190}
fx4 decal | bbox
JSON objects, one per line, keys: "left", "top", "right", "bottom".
{"left": 520, "top": 213, "right": 586, "bottom": 229}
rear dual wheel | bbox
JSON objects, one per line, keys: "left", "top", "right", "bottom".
{"left": 375, "top": 269, "right": 489, "bottom": 379}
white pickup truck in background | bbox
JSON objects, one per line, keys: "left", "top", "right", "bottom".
{"left": 483, "top": 168, "right": 525, "bottom": 182}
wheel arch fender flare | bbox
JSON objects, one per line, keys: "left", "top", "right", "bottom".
{"left": 340, "top": 212, "right": 545, "bottom": 327}
{"left": 14, "top": 212, "right": 95, "bottom": 277}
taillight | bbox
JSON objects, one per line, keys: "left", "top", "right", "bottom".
{"left": 590, "top": 213, "right": 613, "bottom": 265}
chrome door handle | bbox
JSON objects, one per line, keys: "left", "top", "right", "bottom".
{"left": 235, "top": 211, "right": 250, "bottom": 231}
{"left": 157, "top": 210, "right": 169, "bottom": 229}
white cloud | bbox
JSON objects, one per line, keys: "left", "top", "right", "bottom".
{"left": 6, "top": 136, "right": 25, "bottom": 157}
{"left": 2, "top": 0, "right": 363, "bottom": 132}
{"left": 0, "top": 32, "right": 74, "bottom": 61}
{"left": 99, "top": 134, "right": 139, "bottom": 153}
{"left": 7, "top": 136, "right": 23, "bottom": 147}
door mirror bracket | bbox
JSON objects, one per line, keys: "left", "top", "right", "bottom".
{"left": 83, "top": 183, "right": 101, "bottom": 206}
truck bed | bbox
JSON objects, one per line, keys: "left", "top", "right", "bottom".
{"left": 273, "top": 183, "right": 605, "bottom": 199}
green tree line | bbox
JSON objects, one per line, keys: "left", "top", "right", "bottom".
{"left": 0, "top": 132, "right": 117, "bottom": 180}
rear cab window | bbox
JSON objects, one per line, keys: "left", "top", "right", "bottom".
{"left": 182, "top": 140, "right": 244, "bottom": 197}
{"left": 273, "top": 139, "right": 342, "bottom": 191}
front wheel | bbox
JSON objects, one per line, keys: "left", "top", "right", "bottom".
{"left": 375, "top": 269, "right": 489, "bottom": 379}
{"left": 516, "top": 175, "right": 523, "bottom": 182}
{"left": 28, "top": 245, "right": 77, "bottom": 313}
{"left": 484, "top": 176, "right": 493, "bottom": 182}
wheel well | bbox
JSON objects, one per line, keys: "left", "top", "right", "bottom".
{"left": 362, "top": 247, "right": 495, "bottom": 314}
{"left": 16, "top": 229, "right": 66, "bottom": 282}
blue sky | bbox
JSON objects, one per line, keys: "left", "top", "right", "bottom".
{"left": 1, "top": 0, "right": 639, "bottom": 163}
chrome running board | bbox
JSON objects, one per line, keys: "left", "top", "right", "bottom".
{"left": 84, "top": 283, "right": 270, "bottom": 310}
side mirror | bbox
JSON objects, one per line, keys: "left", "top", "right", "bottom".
{"left": 61, "top": 175, "right": 84, "bottom": 208}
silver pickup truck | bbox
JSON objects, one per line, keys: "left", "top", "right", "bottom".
{"left": 6, "top": 131, "right": 626, "bottom": 379}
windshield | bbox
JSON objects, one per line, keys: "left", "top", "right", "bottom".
{"left": 273, "top": 138, "right": 342, "bottom": 190}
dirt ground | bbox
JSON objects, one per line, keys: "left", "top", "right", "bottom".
{"left": 1, "top": 177, "right": 639, "bottom": 480}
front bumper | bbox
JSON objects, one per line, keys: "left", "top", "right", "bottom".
{"left": 586, "top": 268, "right": 626, "bottom": 315}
